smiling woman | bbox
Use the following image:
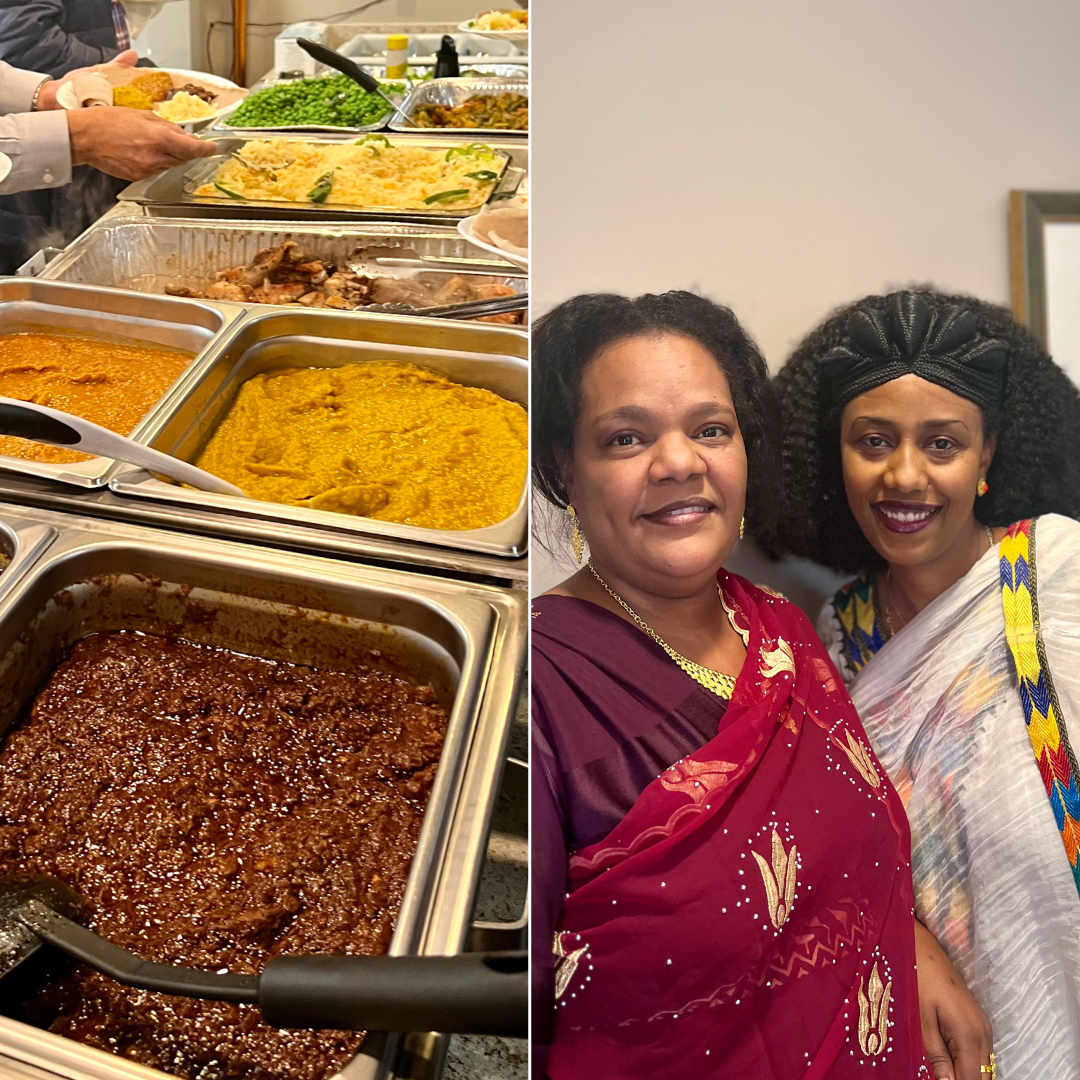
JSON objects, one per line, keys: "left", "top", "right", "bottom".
{"left": 530, "top": 290, "right": 933, "bottom": 1080}
{"left": 766, "top": 288, "right": 1080, "bottom": 1078}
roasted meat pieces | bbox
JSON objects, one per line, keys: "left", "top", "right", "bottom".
{"left": 164, "top": 240, "right": 522, "bottom": 322}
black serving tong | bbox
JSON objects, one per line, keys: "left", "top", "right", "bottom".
{"left": 0, "top": 878, "right": 525, "bottom": 1036}
{"left": 296, "top": 39, "right": 418, "bottom": 128}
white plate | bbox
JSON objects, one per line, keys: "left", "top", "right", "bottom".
{"left": 458, "top": 213, "right": 528, "bottom": 270}
{"left": 0, "top": 153, "right": 11, "bottom": 187}
{"left": 457, "top": 17, "right": 529, "bottom": 50}
{"left": 59, "top": 68, "right": 247, "bottom": 133}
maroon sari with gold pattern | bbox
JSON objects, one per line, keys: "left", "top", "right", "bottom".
{"left": 542, "top": 573, "right": 928, "bottom": 1079}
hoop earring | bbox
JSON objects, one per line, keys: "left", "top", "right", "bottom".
{"left": 567, "top": 504, "right": 584, "bottom": 563}
{"left": 740, "top": 516, "right": 745, "bottom": 540}
{"left": 977, "top": 479, "right": 989, "bottom": 497}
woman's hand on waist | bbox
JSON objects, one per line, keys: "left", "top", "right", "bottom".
{"left": 914, "top": 918, "right": 993, "bottom": 1080}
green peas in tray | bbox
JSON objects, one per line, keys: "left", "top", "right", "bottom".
{"left": 225, "top": 74, "right": 406, "bottom": 131}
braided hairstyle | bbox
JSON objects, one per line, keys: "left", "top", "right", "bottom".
{"left": 763, "top": 288, "right": 1080, "bottom": 574}
{"left": 531, "top": 290, "right": 783, "bottom": 544}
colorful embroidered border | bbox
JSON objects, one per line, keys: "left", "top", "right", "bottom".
{"left": 833, "top": 573, "right": 887, "bottom": 675}
{"left": 999, "top": 518, "right": 1080, "bottom": 896}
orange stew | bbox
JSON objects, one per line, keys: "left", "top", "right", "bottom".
{"left": 0, "top": 331, "right": 193, "bottom": 464}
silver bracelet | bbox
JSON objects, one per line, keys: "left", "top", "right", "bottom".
{"left": 30, "top": 76, "right": 50, "bottom": 112}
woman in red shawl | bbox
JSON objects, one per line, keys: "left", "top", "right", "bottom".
{"left": 531, "top": 292, "right": 986, "bottom": 1079}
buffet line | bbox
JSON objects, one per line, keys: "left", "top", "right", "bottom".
{"left": 0, "top": 14, "right": 528, "bottom": 1080}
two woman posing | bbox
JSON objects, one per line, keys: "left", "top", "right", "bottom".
{"left": 531, "top": 287, "right": 1080, "bottom": 1079}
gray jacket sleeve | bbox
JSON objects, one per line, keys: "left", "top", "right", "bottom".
{"left": 0, "top": 0, "right": 114, "bottom": 77}
{"left": 0, "top": 63, "right": 71, "bottom": 193}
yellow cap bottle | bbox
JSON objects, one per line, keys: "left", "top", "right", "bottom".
{"left": 386, "top": 34, "right": 409, "bottom": 79}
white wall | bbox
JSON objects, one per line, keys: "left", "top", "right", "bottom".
{"left": 531, "top": 0, "right": 1080, "bottom": 599}
{"left": 188, "top": 0, "right": 492, "bottom": 82}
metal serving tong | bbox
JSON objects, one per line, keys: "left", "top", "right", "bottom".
{"left": 296, "top": 39, "right": 418, "bottom": 128}
{"left": 365, "top": 292, "right": 528, "bottom": 320}
{"left": 0, "top": 878, "right": 525, "bottom": 1036}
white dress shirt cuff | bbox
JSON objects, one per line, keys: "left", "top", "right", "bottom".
{"left": 0, "top": 66, "right": 50, "bottom": 115}
{"left": 0, "top": 110, "right": 72, "bottom": 194}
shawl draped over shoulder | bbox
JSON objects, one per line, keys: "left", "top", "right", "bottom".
{"left": 534, "top": 571, "right": 928, "bottom": 1079}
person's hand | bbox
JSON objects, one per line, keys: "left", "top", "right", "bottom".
{"left": 67, "top": 107, "right": 217, "bottom": 181}
{"left": 914, "top": 920, "right": 993, "bottom": 1079}
{"left": 36, "top": 49, "right": 139, "bottom": 111}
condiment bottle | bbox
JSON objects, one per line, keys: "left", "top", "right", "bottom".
{"left": 385, "top": 34, "right": 409, "bottom": 78}
{"left": 433, "top": 35, "right": 460, "bottom": 79}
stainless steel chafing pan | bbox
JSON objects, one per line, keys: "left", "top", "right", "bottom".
{"left": 110, "top": 308, "right": 528, "bottom": 559}
{"left": 0, "top": 280, "right": 240, "bottom": 489}
{"left": 0, "top": 504, "right": 525, "bottom": 1080}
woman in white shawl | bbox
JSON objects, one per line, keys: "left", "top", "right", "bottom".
{"left": 765, "top": 289, "right": 1080, "bottom": 1080}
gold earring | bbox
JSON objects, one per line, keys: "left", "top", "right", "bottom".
{"left": 977, "top": 479, "right": 989, "bottom": 497}
{"left": 567, "top": 504, "right": 584, "bottom": 563}
{"left": 740, "top": 516, "right": 745, "bottom": 540}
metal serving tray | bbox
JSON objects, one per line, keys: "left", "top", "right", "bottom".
{"left": 214, "top": 75, "right": 409, "bottom": 137}
{"left": 0, "top": 504, "right": 526, "bottom": 1080}
{"left": 0, "top": 279, "right": 240, "bottom": 490}
{"left": 119, "top": 135, "right": 528, "bottom": 224}
{"left": 28, "top": 217, "right": 526, "bottom": 315}
{"left": 391, "top": 78, "right": 528, "bottom": 137}
{"left": 110, "top": 308, "right": 528, "bottom": 558}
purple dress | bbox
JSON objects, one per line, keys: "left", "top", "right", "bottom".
{"left": 531, "top": 595, "right": 727, "bottom": 1072}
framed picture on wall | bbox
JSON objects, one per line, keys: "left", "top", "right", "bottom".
{"left": 1010, "top": 190, "right": 1080, "bottom": 385}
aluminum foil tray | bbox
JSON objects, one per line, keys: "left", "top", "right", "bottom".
{"left": 213, "top": 74, "right": 408, "bottom": 137}
{"left": 392, "top": 78, "right": 528, "bottom": 136}
{"left": 33, "top": 217, "right": 526, "bottom": 316}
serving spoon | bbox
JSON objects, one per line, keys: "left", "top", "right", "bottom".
{"left": 0, "top": 398, "right": 246, "bottom": 497}
{"left": 296, "top": 38, "right": 419, "bottom": 128}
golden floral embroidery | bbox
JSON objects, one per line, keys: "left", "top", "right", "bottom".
{"left": 857, "top": 962, "right": 892, "bottom": 1056}
{"left": 752, "top": 828, "right": 798, "bottom": 929}
{"left": 553, "top": 933, "right": 588, "bottom": 1000}
{"left": 834, "top": 729, "right": 881, "bottom": 789}
{"left": 720, "top": 589, "right": 751, "bottom": 646}
{"left": 759, "top": 637, "right": 796, "bottom": 680}
{"left": 756, "top": 584, "right": 786, "bottom": 600}
{"left": 659, "top": 756, "right": 740, "bottom": 803}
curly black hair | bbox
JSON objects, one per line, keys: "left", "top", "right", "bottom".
{"left": 531, "top": 290, "right": 783, "bottom": 538}
{"left": 762, "top": 288, "right": 1080, "bottom": 574}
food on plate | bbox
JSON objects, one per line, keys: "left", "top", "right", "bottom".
{"left": 154, "top": 90, "right": 216, "bottom": 122}
{"left": 166, "top": 82, "right": 217, "bottom": 104}
{"left": 196, "top": 137, "right": 504, "bottom": 210}
{"left": 163, "top": 240, "right": 523, "bottom": 323}
{"left": 112, "top": 77, "right": 220, "bottom": 119}
{"left": 0, "top": 629, "right": 447, "bottom": 1080}
{"left": 195, "top": 359, "right": 527, "bottom": 530}
{"left": 225, "top": 74, "right": 405, "bottom": 130}
{"left": 469, "top": 9, "right": 528, "bottom": 30}
{"left": 414, "top": 92, "right": 527, "bottom": 130}
{"left": 470, "top": 202, "right": 528, "bottom": 259}
{"left": 128, "top": 69, "right": 175, "bottom": 103}
{"left": 111, "top": 84, "right": 153, "bottom": 110}
{"left": 0, "top": 331, "right": 193, "bottom": 464}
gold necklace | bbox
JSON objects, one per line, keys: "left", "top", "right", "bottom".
{"left": 588, "top": 560, "right": 738, "bottom": 699}
{"left": 883, "top": 525, "right": 995, "bottom": 636}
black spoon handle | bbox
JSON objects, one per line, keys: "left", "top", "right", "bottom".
{"left": 296, "top": 39, "right": 417, "bottom": 126}
{"left": 16, "top": 900, "right": 526, "bottom": 1035}
{"left": 17, "top": 900, "right": 258, "bottom": 1002}
{"left": 259, "top": 951, "right": 527, "bottom": 1036}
